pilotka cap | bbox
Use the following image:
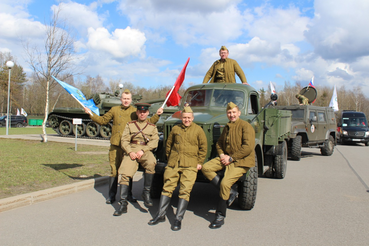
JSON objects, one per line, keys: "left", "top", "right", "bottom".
{"left": 182, "top": 106, "right": 193, "bottom": 113}
{"left": 226, "top": 102, "right": 237, "bottom": 111}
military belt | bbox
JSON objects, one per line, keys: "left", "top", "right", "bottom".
{"left": 131, "top": 140, "right": 147, "bottom": 145}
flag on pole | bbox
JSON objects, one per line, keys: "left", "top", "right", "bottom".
{"left": 269, "top": 81, "right": 276, "bottom": 94}
{"left": 52, "top": 76, "right": 100, "bottom": 115}
{"left": 308, "top": 76, "right": 315, "bottom": 88}
{"left": 21, "top": 108, "right": 27, "bottom": 117}
{"left": 16, "top": 109, "right": 20, "bottom": 115}
{"left": 164, "top": 58, "right": 190, "bottom": 107}
{"left": 329, "top": 85, "right": 339, "bottom": 112}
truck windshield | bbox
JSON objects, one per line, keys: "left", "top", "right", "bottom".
{"left": 184, "top": 89, "right": 245, "bottom": 109}
{"left": 342, "top": 117, "right": 367, "bottom": 127}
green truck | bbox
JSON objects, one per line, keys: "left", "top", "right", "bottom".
{"left": 151, "top": 83, "right": 292, "bottom": 211}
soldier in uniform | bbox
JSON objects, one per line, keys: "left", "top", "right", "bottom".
{"left": 202, "top": 102, "right": 255, "bottom": 229}
{"left": 148, "top": 106, "right": 207, "bottom": 231}
{"left": 113, "top": 103, "right": 159, "bottom": 216}
{"left": 84, "top": 90, "right": 163, "bottom": 205}
{"left": 203, "top": 46, "right": 249, "bottom": 85}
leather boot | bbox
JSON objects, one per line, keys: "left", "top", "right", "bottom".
{"left": 210, "top": 175, "right": 238, "bottom": 207}
{"left": 142, "top": 173, "right": 154, "bottom": 207}
{"left": 209, "top": 198, "right": 227, "bottom": 229}
{"left": 113, "top": 184, "right": 129, "bottom": 216}
{"left": 106, "top": 177, "right": 118, "bottom": 204}
{"left": 171, "top": 198, "right": 189, "bottom": 231}
{"left": 127, "top": 178, "right": 137, "bottom": 203}
{"left": 148, "top": 195, "right": 171, "bottom": 225}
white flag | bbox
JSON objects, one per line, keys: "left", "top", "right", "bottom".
{"left": 16, "top": 108, "right": 20, "bottom": 115}
{"left": 269, "top": 81, "right": 276, "bottom": 94}
{"left": 21, "top": 108, "right": 28, "bottom": 117}
{"left": 329, "top": 85, "right": 339, "bottom": 112}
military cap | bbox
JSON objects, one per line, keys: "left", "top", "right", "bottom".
{"left": 182, "top": 106, "right": 193, "bottom": 113}
{"left": 220, "top": 45, "right": 228, "bottom": 51}
{"left": 135, "top": 103, "right": 151, "bottom": 110}
{"left": 226, "top": 102, "right": 237, "bottom": 111}
{"left": 123, "top": 89, "right": 131, "bottom": 94}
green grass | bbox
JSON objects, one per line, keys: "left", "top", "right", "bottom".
{"left": 0, "top": 126, "right": 55, "bottom": 135}
{"left": 0, "top": 138, "right": 110, "bottom": 199}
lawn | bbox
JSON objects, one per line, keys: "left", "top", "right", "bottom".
{"left": 0, "top": 128, "right": 110, "bottom": 199}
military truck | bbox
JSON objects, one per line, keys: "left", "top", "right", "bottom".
{"left": 275, "top": 86, "right": 337, "bottom": 160}
{"left": 151, "top": 83, "right": 292, "bottom": 211}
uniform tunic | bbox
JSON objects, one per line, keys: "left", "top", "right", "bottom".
{"left": 202, "top": 58, "right": 247, "bottom": 84}
{"left": 202, "top": 118, "right": 255, "bottom": 200}
{"left": 119, "top": 119, "right": 159, "bottom": 185}
{"left": 162, "top": 123, "right": 207, "bottom": 201}
{"left": 90, "top": 105, "right": 159, "bottom": 176}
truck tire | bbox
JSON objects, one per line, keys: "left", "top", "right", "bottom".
{"left": 320, "top": 135, "right": 334, "bottom": 156}
{"left": 290, "top": 135, "right": 302, "bottom": 161}
{"left": 366, "top": 142, "right": 369, "bottom": 146}
{"left": 59, "top": 120, "right": 73, "bottom": 136}
{"left": 274, "top": 140, "right": 287, "bottom": 179}
{"left": 238, "top": 156, "right": 258, "bottom": 210}
{"left": 150, "top": 173, "right": 164, "bottom": 199}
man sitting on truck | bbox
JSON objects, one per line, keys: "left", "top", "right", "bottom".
{"left": 202, "top": 102, "right": 255, "bottom": 229}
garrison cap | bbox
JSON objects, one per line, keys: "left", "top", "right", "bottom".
{"left": 226, "top": 102, "right": 238, "bottom": 111}
{"left": 182, "top": 106, "right": 193, "bottom": 113}
{"left": 123, "top": 89, "right": 131, "bottom": 94}
{"left": 135, "top": 103, "right": 151, "bottom": 111}
{"left": 220, "top": 45, "right": 228, "bottom": 51}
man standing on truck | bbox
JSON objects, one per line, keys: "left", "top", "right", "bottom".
{"left": 148, "top": 106, "right": 207, "bottom": 231}
{"left": 84, "top": 90, "right": 163, "bottom": 205}
{"left": 203, "top": 46, "right": 249, "bottom": 85}
{"left": 113, "top": 103, "right": 159, "bottom": 216}
{"left": 202, "top": 102, "right": 255, "bottom": 229}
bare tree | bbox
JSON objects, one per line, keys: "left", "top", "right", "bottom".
{"left": 24, "top": 7, "right": 75, "bottom": 142}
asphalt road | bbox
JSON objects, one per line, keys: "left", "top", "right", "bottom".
{"left": 0, "top": 142, "right": 368, "bottom": 245}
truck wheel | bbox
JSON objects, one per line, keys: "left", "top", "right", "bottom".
{"left": 290, "top": 135, "right": 302, "bottom": 161}
{"left": 72, "top": 123, "right": 86, "bottom": 137}
{"left": 150, "top": 173, "right": 163, "bottom": 199}
{"left": 86, "top": 122, "right": 100, "bottom": 137}
{"left": 16, "top": 123, "right": 23, "bottom": 128}
{"left": 100, "top": 123, "right": 112, "bottom": 139}
{"left": 238, "top": 156, "right": 258, "bottom": 210}
{"left": 365, "top": 142, "right": 369, "bottom": 146}
{"left": 321, "top": 135, "right": 334, "bottom": 156}
{"left": 274, "top": 140, "right": 287, "bottom": 179}
{"left": 59, "top": 120, "right": 73, "bottom": 136}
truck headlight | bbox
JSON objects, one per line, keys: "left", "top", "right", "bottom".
{"left": 342, "top": 130, "right": 348, "bottom": 136}
{"left": 365, "top": 131, "right": 369, "bottom": 137}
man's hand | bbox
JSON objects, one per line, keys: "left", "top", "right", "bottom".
{"left": 136, "top": 150, "right": 144, "bottom": 160}
{"left": 242, "top": 82, "right": 249, "bottom": 85}
{"left": 84, "top": 107, "right": 92, "bottom": 115}
{"left": 156, "top": 107, "right": 164, "bottom": 116}
{"left": 220, "top": 154, "right": 231, "bottom": 166}
{"left": 129, "top": 152, "right": 137, "bottom": 160}
{"left": 197, "top": 164, "right": 202, "bottom": 170}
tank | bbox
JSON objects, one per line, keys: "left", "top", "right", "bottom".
{"left": 48, "top": 88, "right": 143, "bottom": 139}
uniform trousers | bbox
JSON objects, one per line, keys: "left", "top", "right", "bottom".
{"left": 202, "top": 157, "right": 249, "bottom": 200}
{"left": 109, "top": 145, "right": 123, "bottom": 177}
{"left": 161, "top": 163, "right": 198, "bottom": 202}
{"left": 118, "top": 147, "right": 156, "bottom": 186}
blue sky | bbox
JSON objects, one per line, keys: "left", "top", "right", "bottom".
{"left": 1, "top": 0, "right": 369, "bottom": 95}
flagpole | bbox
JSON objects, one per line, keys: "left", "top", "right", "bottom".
{"left": 71, "top": 94, "right": 93, "bottom": 116}
{"left": 161, "top": 86, "right": 175, "bottom": 108}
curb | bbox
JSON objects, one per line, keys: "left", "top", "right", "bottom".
{"left": 0, "top": 176, "right": 109, "bottom": 213}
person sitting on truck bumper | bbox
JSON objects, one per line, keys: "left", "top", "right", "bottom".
{"left": 202, "top": 102, "right": 255, "bottom": 229}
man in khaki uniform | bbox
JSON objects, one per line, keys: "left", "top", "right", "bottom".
{"left": 148, "top": 106, "right": 207, "bottom": 231}
{"left": 202, "top": 102, "right": 255, "bottom": 229}
{"left": 84, "top": 90, "right": 163, "bottom": 205}
{"left": 113, "top": 103, "right": 159, "bottom": 216}
{"left": 203, "top": 46, "right": 249, "bottom": 85}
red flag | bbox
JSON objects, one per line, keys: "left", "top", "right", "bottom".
{"left": 165, "top": 58, "right": 190, "bottom": 107}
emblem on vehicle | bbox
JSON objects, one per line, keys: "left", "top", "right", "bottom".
{"left": 311, "top": 125, "right": 315, "bottom": 133}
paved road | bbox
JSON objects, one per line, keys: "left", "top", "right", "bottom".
{"left": 0, "top": 142, "right": 368, "bottom": 245}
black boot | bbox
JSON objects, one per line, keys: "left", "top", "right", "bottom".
{"left": 113, "top": 184, "right": 129, "bottom": 216}
{"left": 209, "top": 198, "right": 227, "bottom": 229}
{"left": 142, "top": 173, "right": 154, "bottom": 207}
{"left": 148, "top": 195, "right": 171, "bottom": 225}
{"left": 106, "top": 177, "right": 118, "bottom": 204}
{"left": 171, "top": 198, "right": 189, "bottom": 231}
{"left": 210, "top": 175, "right": 238, "bottom": 207}
{"left": 127, "top": 178, "right": 137, "bottom": 203}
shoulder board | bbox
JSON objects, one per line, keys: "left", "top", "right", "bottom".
{"left": 128, "top": 120, "right": 137, "bottom": 124}
{"left": 147, "top": 122, "right": 155, "bottom": 126}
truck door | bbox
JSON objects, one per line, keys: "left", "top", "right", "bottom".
{"left": 316, "top": 111, "right": 327, "bottom": 141}
{"left": 308, "top": 110, "right": 319, "bottom": 141}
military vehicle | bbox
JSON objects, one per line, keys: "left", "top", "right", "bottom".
{"left": 337, "top": 110, "right": 369, "bottom": 146}
{"left": 275, "top": 86, "right": 337, "bottom": 160}
{"left": 151, "top": 83, "right": 292, "bottom": 211}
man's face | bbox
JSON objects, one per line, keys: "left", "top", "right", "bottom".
{"left": 121, "top": 93, "right": 132, "bottom": 107}
{"left": 181, "top": 112, "right": 194, "bottom": 127}
{"left": 219, "top": 50, "right": 229, "bottom": 60}
{"left": 136, "top": 109, "right": 149, "bottom": 121}
{"left": 227, "top": 107, "right": 241, "bottom": 122}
